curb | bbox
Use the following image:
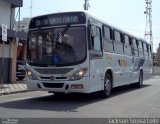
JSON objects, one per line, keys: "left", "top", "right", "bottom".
{"left": 0, "top": 89, "right": 28, "bottom": 96}
{"left": 0, "top": 81, "right": 27, "bottom": 96}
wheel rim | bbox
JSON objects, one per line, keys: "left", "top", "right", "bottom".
{"left": 104, "top": 77, "right": 111, "bottom": 96}
{"left": 140, "top": 76, "right": 142, "bottom": 85}
{"left": 140, "top": 74, "right": 143, "bottom": 86}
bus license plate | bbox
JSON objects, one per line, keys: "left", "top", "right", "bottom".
{"left": 71, "top": 84, "right": 83, "bottom": 89}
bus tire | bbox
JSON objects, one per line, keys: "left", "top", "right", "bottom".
{"left": 17, "top": 76, "right": 25, "bottom": 81}
{"left": 53, "top": 92, "right": 65, "bottom": 96}
{"left": 101, "top": 73, "right": 112, "bottom": 98}
{"left": 48, "top": 92, "right": 64, "bottom": 96}
{"left": 136, "top": 71, "right": 143, "bottom": 88}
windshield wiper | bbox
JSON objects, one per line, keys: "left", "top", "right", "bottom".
{"left": 56, "top": 24, "right": 70, "bottom": 42}
{"left": 61, "top": 24, "right": 71, "bottom": 36}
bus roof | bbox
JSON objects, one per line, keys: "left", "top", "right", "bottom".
{"left": 29, "top": 10, "right": 149, "bottom": 44}
{"left": 84, "top": 11, "right": 149, "bottom": 44}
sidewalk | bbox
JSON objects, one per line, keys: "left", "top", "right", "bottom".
{"left": 0, "top": 80, "right": 27, "bottom": 96}
{"left": 153, "top": 75, "right": 160, "bottom": 79}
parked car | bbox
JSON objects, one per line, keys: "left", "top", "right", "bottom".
{"left": 16, "top": 59, "right": 26, "bottom": 80}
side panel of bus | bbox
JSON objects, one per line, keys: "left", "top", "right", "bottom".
{"left": 102, "top": 26, "right": 127, "bottom": 87}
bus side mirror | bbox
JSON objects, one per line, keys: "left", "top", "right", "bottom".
{"left": 90, "top": 26, "right": 97, "bottom": 37}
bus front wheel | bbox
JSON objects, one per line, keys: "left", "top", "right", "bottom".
{"left": 101, "top": 73, "right": 112, "bottom": 98}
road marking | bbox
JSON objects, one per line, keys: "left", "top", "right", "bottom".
{"left": 6, "top": 97, "right": 33, "bottom": 102}
{"left": 5, "top": 94, "right": 50, "bottom": 102}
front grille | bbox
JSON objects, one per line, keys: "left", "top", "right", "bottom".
{"left": 56, "top": 77, "right": 67, "bottom": 80}
{"left": 34, "top": 68, "right": 73, "bottom": 74}
{"left": 40, "top": 77, "right": 51, "bottom": 80}
{"left": 43, "top": 83, "right": 64, "bottom": 88}
{"left": 40, "top": 76, "right": 67, "bottom": 80}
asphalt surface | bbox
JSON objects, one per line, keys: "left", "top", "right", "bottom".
{"left": 0, "top": 77, "right": 160, "bottom": 118}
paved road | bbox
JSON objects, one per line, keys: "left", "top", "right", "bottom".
{"left": 0, "top": 77, "right": 160, "bottom": 118}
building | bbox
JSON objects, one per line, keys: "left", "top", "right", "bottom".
{"left": 16, "top": 17, "right": 31, "bottom": 32}
{"left": 0, "top": 0, "right": 27, "bottom": 83}
{"left": 156, "top": 43, "right": 160, "bottom": 66}
{"left": 153, "top": 53, "right": 158, "bottom": 66}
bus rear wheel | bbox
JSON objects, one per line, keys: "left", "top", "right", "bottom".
{"left": 136, "top": 71, "right": 143, "bottom": 88}
{"left": 17, "top": 76, "right": 25, "bottom": 81}
{"left": 101, "top": 73, "right": 112, "bottom": 98}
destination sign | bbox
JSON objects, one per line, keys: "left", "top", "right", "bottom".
{"left": 29, "top": 12, "right": 86, "bottom": 29}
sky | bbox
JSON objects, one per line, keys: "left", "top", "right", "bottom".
{"left": 17, "top": 0, "right": 160, "bottom": 52}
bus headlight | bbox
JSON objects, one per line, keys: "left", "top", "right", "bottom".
{"left": 70, "top": 68, "right": 88, "bottom": 80}
{"left": 27, "top": 70, "right": 38, "bottom": 80}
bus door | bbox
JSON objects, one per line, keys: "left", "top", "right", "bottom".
{"left": 89, "top": 21, "right": 103, "bottom": 92}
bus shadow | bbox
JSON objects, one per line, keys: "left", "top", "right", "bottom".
{"left": 110, "top": 84, "right": 151, "bottom": 98}
{"left": 0, "top": 84, "right": 151, "bottom": 112}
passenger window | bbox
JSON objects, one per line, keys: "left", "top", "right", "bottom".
{"left": 143, "top": 43, "right": 148, "bottom": 58}
{"left": 144, "top": 43, "right": 147, "bottom": 51}
{"left": 146, "top": 44, "right": 149, "bottom": 58}
{"left": 114, "top": 30, "right": 123, "bottom": 54}
{"left": 114, "top": 30, "right": 121, "bottom": 42}
{"left": 138, "top": 41, "right": 144, "bottom": 57}
{"left": 124, "top": 35, "right": 132, "bottom": 56}
{"left": 31, "top": 34, "right": 36, "bottom": 49}
{"left": 149, "top": 45, "right": 152, "bottom": 59}
{"left": 138, "top": 41, "right": 143, "bottom": 49}
{"left": 103, "top": 26, "right": 112, "bottom": 40}
{"left": 124, "top": 35, "right": 129, "bottom": 45}
{"left": 103, "top": 26, "right": 114, "bottom": 52}
{"left": 91, "top": 27, "right": 101, "bottom": 51}
{"left": 132, "top": 38, "right": 139, "bottom": 57}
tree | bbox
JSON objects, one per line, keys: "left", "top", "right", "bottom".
{"left": 156, "top": 43, "right": 160, "bottom": 66}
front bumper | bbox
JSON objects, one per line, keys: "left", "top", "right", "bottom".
{"left": 27, "top": 77, "right": 90, "bottom": 93}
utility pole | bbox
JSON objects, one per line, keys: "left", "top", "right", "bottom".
{"left": 144, "top": 0, "right": 153, "bottom": 50}
{"left": 30, "top": 0, "right": 33, "bottom": 17}
{"left": 84, "top": 0, "right": 90, "bottom": 10}
{"left": 18, "top": 7, "right": 20, "bottom": 30}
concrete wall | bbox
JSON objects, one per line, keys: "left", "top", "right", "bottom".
{"left": 10, "top": 40, "right": 17, "bottom": 83}
{"left": 153, "top": 66, "right": 160, "bottom": 75}
{"left": 0, "top": 0, "right": 26, "bottom": 83}
{"left": 0, "top": 0, "right": 11, "bottom": 29}
{"left": 0, "top": 0, "right": 12, "bottom": 83}
{"left": 0, "top": 42, "right": 12, "bottom": 83}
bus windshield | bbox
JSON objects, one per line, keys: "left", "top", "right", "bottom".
{"left": 27, "top": 26, "right": 86, "bottom": 66}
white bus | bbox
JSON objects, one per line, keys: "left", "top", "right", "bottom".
{"left": 26, "top": 11, "right": 152, "bottom": 97}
